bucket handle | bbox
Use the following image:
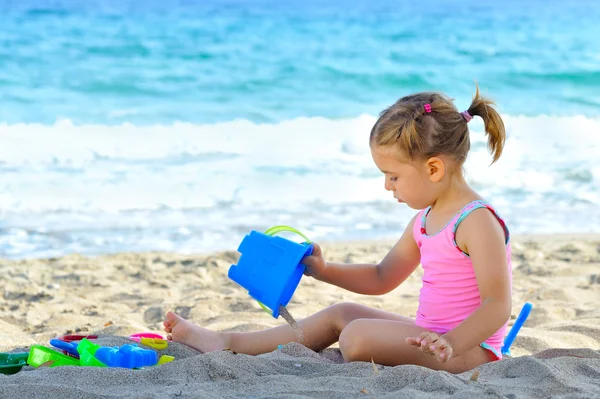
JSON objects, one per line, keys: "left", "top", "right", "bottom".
{"left": 257, "top": 225, "right": 311, "bottom": 316}
{"left": 263, "top": 225, "right": 311, "bottom": 243}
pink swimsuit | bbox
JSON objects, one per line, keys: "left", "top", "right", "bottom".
{"left": 412, "top": 200, "right": 512, "bottom": 360}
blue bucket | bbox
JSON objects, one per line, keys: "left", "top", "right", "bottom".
{"left": 228, "top": 226, "right": 313, "bottom": 318}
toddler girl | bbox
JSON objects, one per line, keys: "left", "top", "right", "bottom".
{"left": 164, "top": 86, "right": 512, "bottom": 373}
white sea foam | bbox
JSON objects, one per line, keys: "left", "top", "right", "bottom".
{"left": 1, "top": 114, "right": 599, "bottom": 258}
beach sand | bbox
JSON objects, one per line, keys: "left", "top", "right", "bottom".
{"left": 1, "top": 235, "right": 599, "bottom": 398}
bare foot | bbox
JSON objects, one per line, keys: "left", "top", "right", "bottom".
{"left": 163, "top": 311, "right": 228, "bottom": 353}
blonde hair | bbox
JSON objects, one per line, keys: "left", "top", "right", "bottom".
{"left": 369, "top": 84, "right": 506, "bottom": 164}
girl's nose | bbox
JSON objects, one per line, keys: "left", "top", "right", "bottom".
{"left": 384, "top": 178, "right": 392, "bottom": 191}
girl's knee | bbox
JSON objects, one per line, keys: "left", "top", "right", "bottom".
{"left": 328, "top": 302, "right": 363, "bottom": 333}
{"left": 329, "top": 302, "right": 360, "bottom": 316}
{"left": 339, "top": 319, "right": 369, "bottom": 362}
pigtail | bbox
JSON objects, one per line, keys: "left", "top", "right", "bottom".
{"left": 467, "top": 84, "right": 506, "bottom": 164}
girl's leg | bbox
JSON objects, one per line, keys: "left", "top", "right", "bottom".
{"left": 338, "top": 319, "right": 496, "bottom": 373}
{"left": 164, "top": 302, "right": 414, "bottom": 355}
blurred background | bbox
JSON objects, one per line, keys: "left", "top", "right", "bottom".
{"left": 1, "top": 0, "right": 599, "bottom": 258}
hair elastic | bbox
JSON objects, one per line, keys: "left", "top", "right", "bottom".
{"left": 460, "top": 110, "right": 473, "bottom": 122}
{"left": 424, "top": 104, "right": 432, "bottom": 113}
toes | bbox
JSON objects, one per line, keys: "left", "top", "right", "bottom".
{"left": 164, "top": 311, "right": 179, "bottom": 324}
{"left": 164, "top": 311, "right": 184, "bottom": 334}
{"left": 165, "top": 311, "right": 180, "bottom": 322}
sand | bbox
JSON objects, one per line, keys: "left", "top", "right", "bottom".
{"left": 1, "top": 235, "right": 599, "bottom": 398}
{"left": 279, "top": 306, "right": 306, "bottom": 344}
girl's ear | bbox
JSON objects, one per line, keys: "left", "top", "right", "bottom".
{"left": 426, "top": 157, "right": 445, "bottom": 183}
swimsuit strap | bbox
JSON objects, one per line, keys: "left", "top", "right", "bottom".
{"left": 451, "top": 200, "right": 510, "bottom": 256}
{"left": 419, "top": 200, "right": 487, "bottom": 236}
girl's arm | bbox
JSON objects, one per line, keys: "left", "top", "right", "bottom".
{"left": 441, "top": 208, "right": 512, "bottom": 358}
{"left": 303, "top": 215, "right": 422, "bottom": 295}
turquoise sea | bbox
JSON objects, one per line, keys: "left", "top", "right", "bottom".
{"left": 1, "top": 0, "right": 599, "bottom": 258}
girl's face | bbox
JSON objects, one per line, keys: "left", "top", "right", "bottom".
{"left": 370, "top": 144, "right": 440, "bottom": 210}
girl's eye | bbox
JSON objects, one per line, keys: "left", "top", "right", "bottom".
{"left": 389, "top": 176, "right": 398, "bottom": 182}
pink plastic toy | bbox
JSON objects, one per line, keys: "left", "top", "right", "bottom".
{"left": 129, "top": 333, "right": 164, "bottom": 342}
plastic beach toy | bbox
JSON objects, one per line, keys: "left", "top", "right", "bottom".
{"left": 501, "top": 302, "right": 533, "bottom": 356}
{"left": 0, "top": 352, "right": 29, "bottom": 375}
{"left": 27, "top": 346, "right": 80, "bottom": 368}
{"left": 57, "top": 335, "right": 98, "bottom": 342}
{"left": 158, "top": 355, "right": 175, "bottom": 365}
{"left": 129, "top": 332, "right": 164, "bottom": 342}
{"left": 228, "top": 225, "right": 313, "bottom": 318}
{"left": 129, "top": 333, "right": 168, "bottom": 350}
{"left": 94, "top": 344, "right": 158, "bottom": 368}
{"left": 22, "top": 338, "right": 169, "bottom": 371}
{"left": 77, "top": 339, "right": 107, "bottom": 367}
{"left": 50, "top": 339, "right": 80, "bottom": 358}
{"left": 140, "top": 338, "right": 168, "bottom": 350}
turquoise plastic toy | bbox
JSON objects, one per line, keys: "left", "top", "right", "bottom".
{"left": 228, "top": 225, "right": 313, "bottom": 318}
{"left": 94, "top": 344, "right": 158, "bottom": 368}
{"left": 0, "top": 352, "right": 29, "bottom": 375}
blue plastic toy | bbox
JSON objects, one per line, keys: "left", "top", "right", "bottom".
{"left": 501, "top": 302, "right": 533, "bottom": 356}
{"left": 94, "top": 344, "right": 158, "bottom": 369}
{"left": 228, "top": 225, "right": 313, "bottom": 318}
{"left": 50, "top": 339, "right": 80, "bottom": 358}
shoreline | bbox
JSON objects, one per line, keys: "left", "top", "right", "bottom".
{"left": 5, "top": 232, "right": 600, "bottom": 263}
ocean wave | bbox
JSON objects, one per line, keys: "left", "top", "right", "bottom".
{"left": 1, "top": 114, "right": 599, "bottom": 258}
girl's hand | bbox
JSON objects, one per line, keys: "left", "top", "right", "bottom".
{"left": 301, "top": 243, "right": 327, "bottom": 280}
{"left": 406, "top": 332, "right": 454, "bottom": 363}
